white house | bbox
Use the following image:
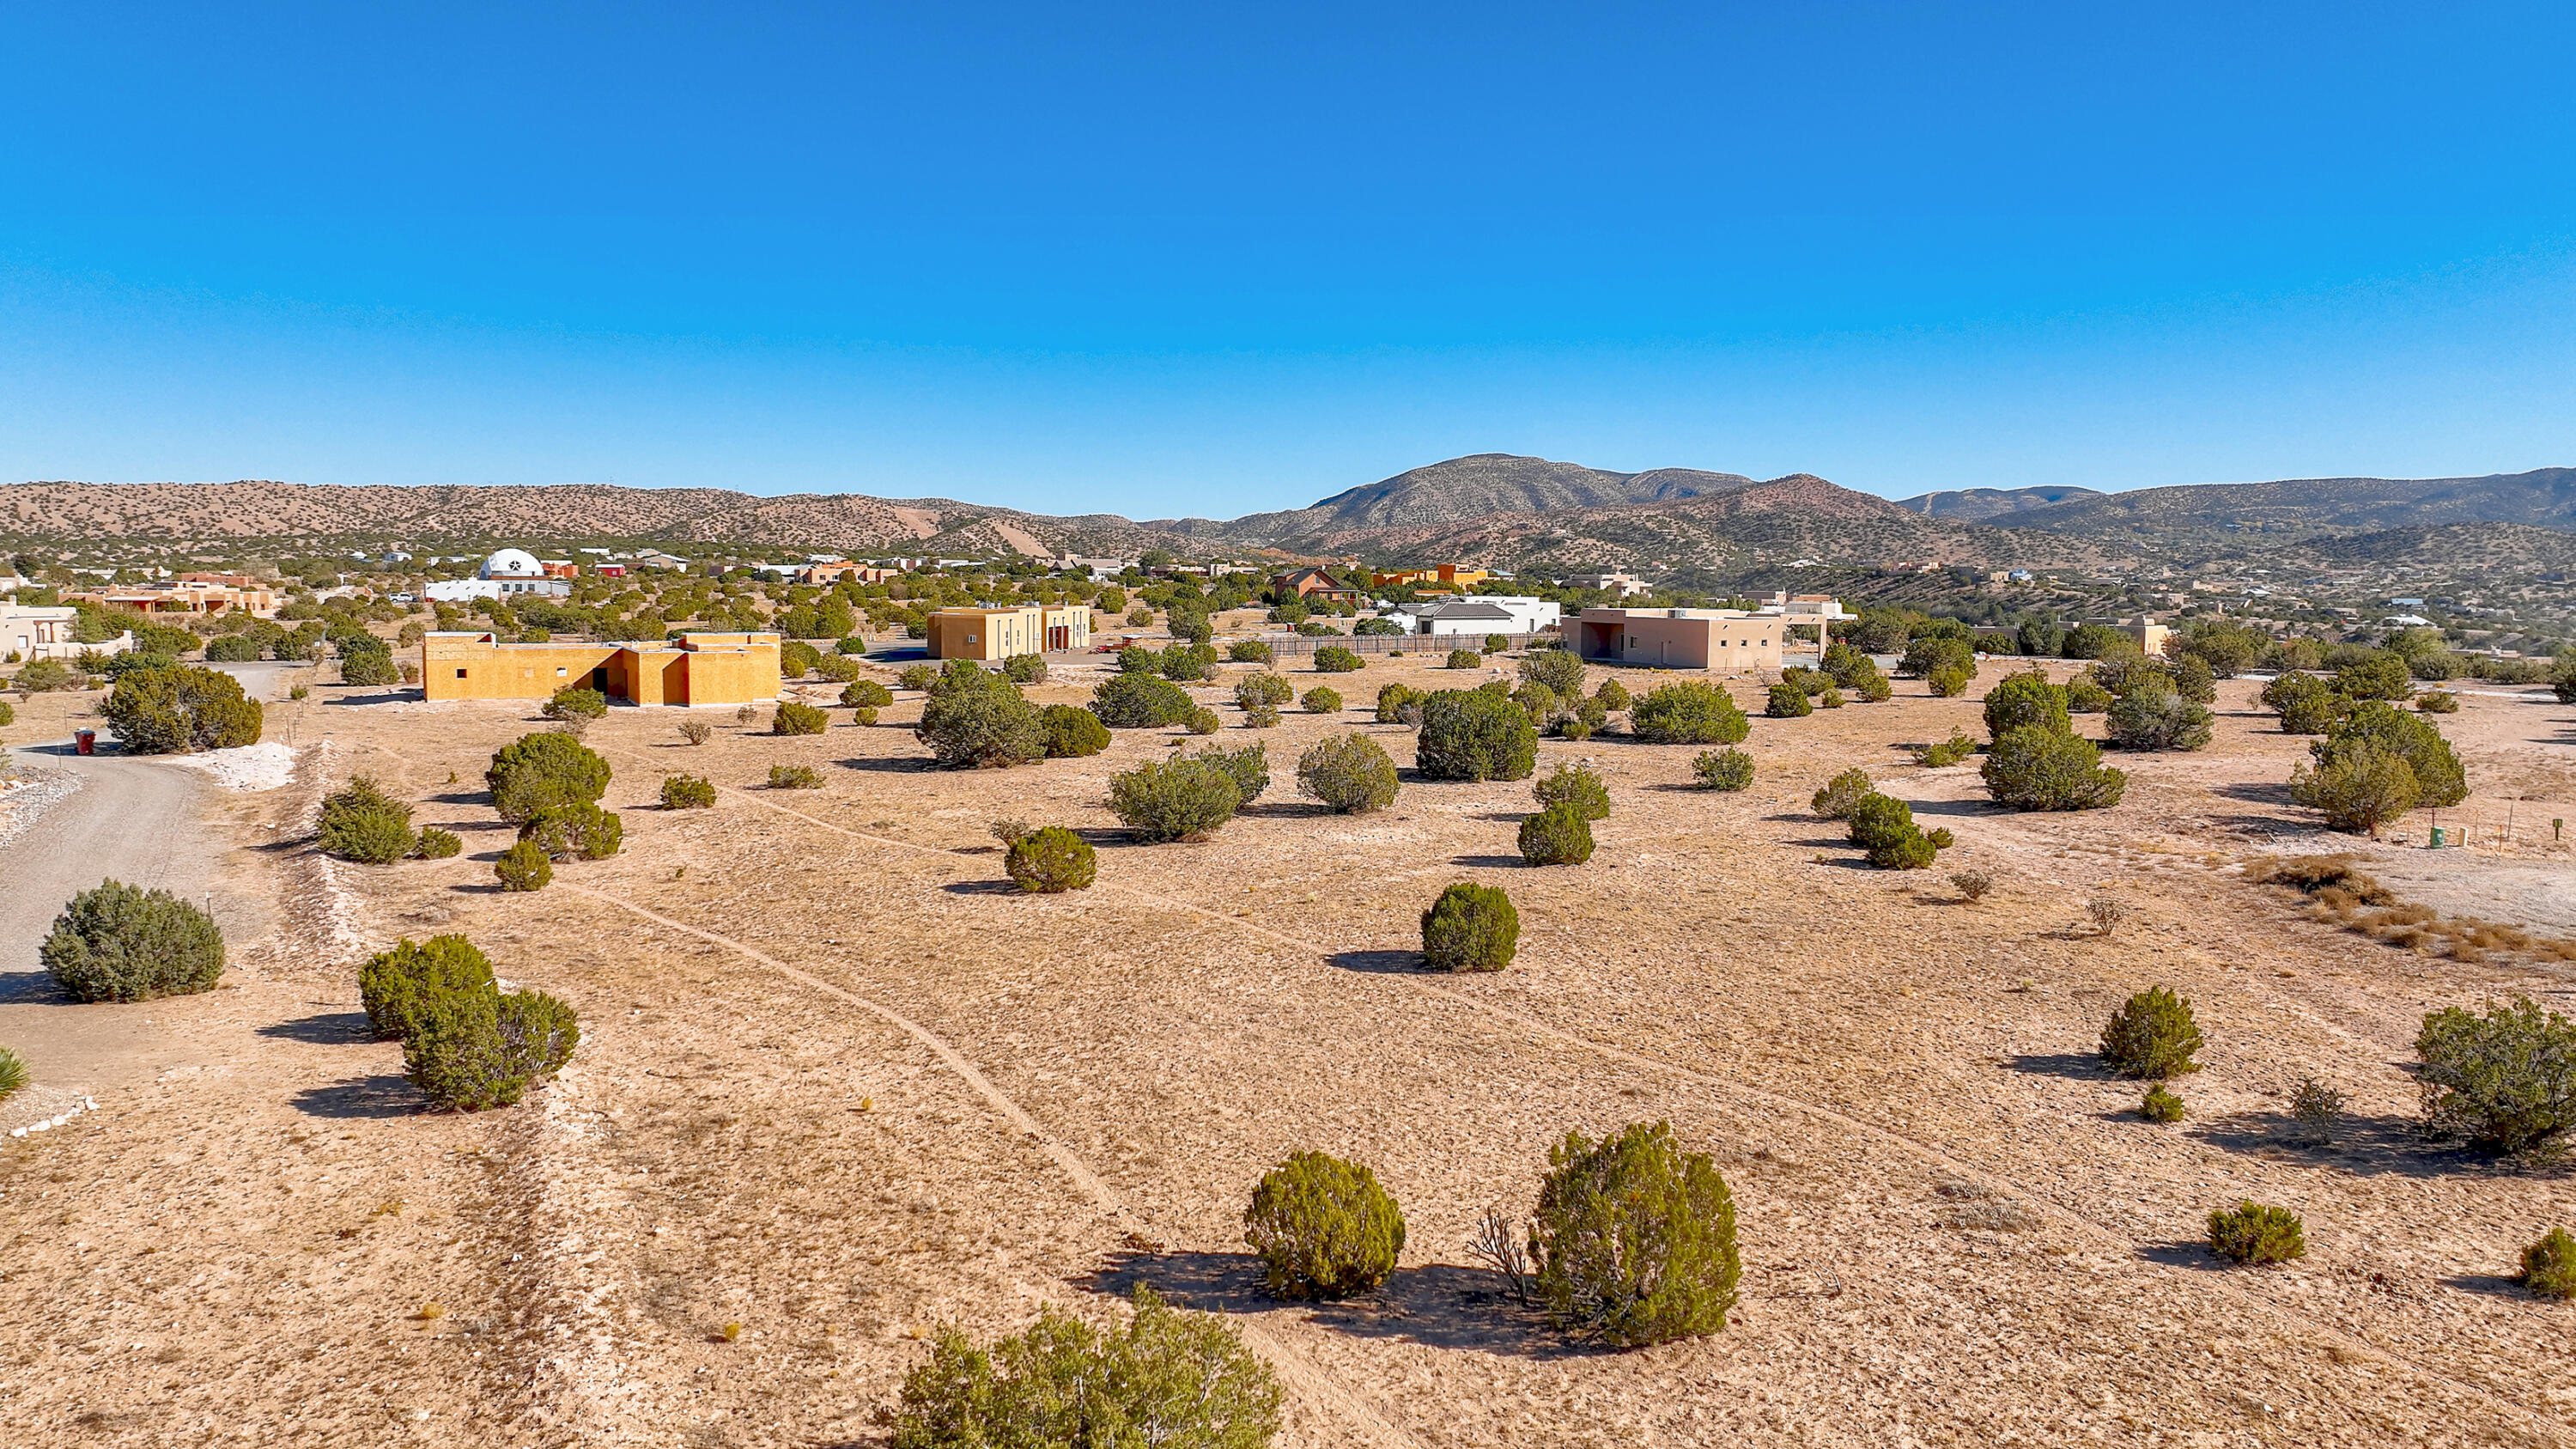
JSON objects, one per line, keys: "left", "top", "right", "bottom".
{"left": 1385, "top": 600, "right": 1519, "bottom": 637}
{"left": 1567, "top": 570, "right": 1651, "bottom": 598}
{"left": 423, "top": 547, "right": 574, "bottom": 603}
{"left": 1463, "top": 595, "right": 1561, "bottom": 633}
{"left": 3, "top": 604, "right": 131, "bottom": 662}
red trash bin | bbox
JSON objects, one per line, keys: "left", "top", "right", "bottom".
{"left": 74, "top": 729, "right": 97, "bottom": 755}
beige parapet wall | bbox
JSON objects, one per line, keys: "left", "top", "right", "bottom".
{"left": 421, "top": 630, "right": 782, "bottom": 705}
{"left": 1574, "top": 607, "right": 1784, "bottom": 672}
{"left": 926, "top": 606, "right": 1092, "bottom": 661}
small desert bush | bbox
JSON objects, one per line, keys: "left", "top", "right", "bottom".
{"left": 1185, "top": 706, "right": 1221, "bottom": 734}
{"left": 2208, "top": 1202, "right": 2306, "bottom": 1265}
{"left": 1242, "top": 702, "right": 1279, "bottom": 728}
{"left": 1108, "top": 757, "right": 1241, "bottom": 843}
{"left": 486, "top": 732, "right": 611, "bottom": 825}
{"left": 1422, "top": 882, "right": 1518, "bottom": 971}
{"left": 2087, "top": 897, "right": 2129, "bottom": 934}
{"left": 1228, "top": 639, "right": 1273, "bottom": 664}
{"left": 542, "top": 685, "right": 607, "bottom": 721}
{"left": 1301, "top": 685, "right": 1341, "bottom": 714}
{"left": 1982, "top": 668, "right": 2069, "bottom": 740}
{"left": 1416, "top": 689, "right": 1539, "bottom": 782}
{"left": 1447, "top": 648, "right": 1482, "bottom": 669}
{"left": 494, "top": 839, "right": 553, "bottom": 892}
{"left": 1001, "top": 653, "right": 1048, "bottom": 684}
{"left": 1847, "top": 792, "right": 1949, "bottom": 869}
{"left": 2519, "top": 1228, "right": 2576, "bottom": 1300}
{"left": 2063, "top": 673, "right": 2113, "bottom": 713}
{"left": 1950, "top": 869, "right": 1993, "bottom": 902}
{"left": 1629, "top": 680, "right": 1748, "bottom": 745}
{"left": 2287, "top": 1076, "right": 2346, "bottom": 1144}
{"left": 1191, "top": 741, "right": 1272, "bottom": 803}
{"left": 1811, "top": 767, "right": 1873, "bottom": 819}
{"left": 1534, "top": 762, "right": 1610, "bottom": 820}
{"left": 319, "top": 775, "right": 416, "bottom": 864}
{"left": 769, "top": 764, "right": 820, "bottom": 789}
{"left": 1242, "top": 1152, "right": 1407, "bottom": 1300}
{"left": 1765, "top": 682, "right": 1812, "bottom": 718}
{"left": 0, "top": 1045, "right": 23, "bottom": 1101}
{"left": 2105, "top": 681, "right": 2213, "bottom": 751}
{"left": 522, "top": 801, "right": 623, "bottom": 861}
{"left": 2290, "top": 741, "right": 2418, "bottom": 834}
{"left": 1092, "top": 672, "right": 1195, "bottom": 728}
{"left": 1981, "top": 726, "right": 2128, "bottom": 811}
{"left": 359, "top": 935, "right": 495, "bottom": 1041}
{"left": 896, "top": 663, "right": 939, "bottom": 692}
{"left": 1311, "top": 645, "right": 1364, "bottom": 673}
{"left": 1531, "top": 1122, "right": 1740, "bottom": 1347}
{"left": 2415, "top": 689, "right": 2459, "bottom": 714}
{"left": 1005, "top": 826, "right": 1097, "bottom": 893}
{"left": 41, "top": 881, "right": 226, "bottom": 1002}
{"left": 889, "top": 1287, "right": 1279, "bottom": 1449}
{"left": 2415, "top": 996, "right": 2576, "bottom": 1154}
{"left": 410, "top": 827, "right": 462, "bottom": 859}
{"left": 1297, "top": 734, "right": 1399, "bottom": 813}
{"left": 840, "top": 679, "right": 894, "bottom": 709}
{"left": 1373, "top": 682, "right": 1420, "bottom": 723}
{"left": 917, "top": 666, "right": 1045, "bottom": 767}
{"left": 1692, "top": 747, "right": 1753, "bottom": 790}
{"left": 772, "top": 701, "right": 829, "bottom": 736}
{"left": 1518, "top": 801, "right": 1595, "bottom": 866}
{"left": 661, "top": 774, "right": 717, "bottom": 809}
{"left": 1036, "top": 703, "right": 1109, "bottom": 758}
{"left": 1926, "top": 662, "right": 1973, "bottom": 697}
{"left": 1594, "top": 678, "right": 1632, "bottom": 711}
{"left": 1912, "top": 729, "right": 1977, "bottom": 767}
{"left": 2141, "top": 1083, "right": 2185, "bottom": 1123}
{"left": 99, "top": 664, "right": 263, "bottom": 753}
{"left": 2100, "top": 986, "right": 2202, "bottom": 1079}
{"left": 404, "top": 987, "right": 580, "bottom": 1111}
{"left": 676, "top": 718, "right": 714, "bottom": 746}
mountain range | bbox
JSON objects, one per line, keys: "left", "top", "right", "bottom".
{"left": 5, "top": 457, "right": 2570, "bottom": 581}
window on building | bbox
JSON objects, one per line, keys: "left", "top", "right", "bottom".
{"left": 456, "top": 668, "right": 469, "bottom": 679}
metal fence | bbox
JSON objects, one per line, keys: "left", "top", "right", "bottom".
{"left": 1258, "top": 631, "right": 1552, "bottom": 656}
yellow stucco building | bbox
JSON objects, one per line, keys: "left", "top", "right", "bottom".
{"left": 926, "top": 606, "right": 1091, "bottom": 661}
{"left": 422, "top": 630, "right": 783, "bottom": 705}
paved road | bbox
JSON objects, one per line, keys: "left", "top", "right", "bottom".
{"left": 0, "top": 745, "right": 252, "bottom": 1096}
{"left": 198, "top": 660, "right": 319, "bottom": 700}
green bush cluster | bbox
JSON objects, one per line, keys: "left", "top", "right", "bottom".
{"left": 916, "top": 661, "right": 1044, "bottom": 767}
{"left": 1005, "top": 826, "right": 1097, "bottom": 893}
{"left": 1242, "top": 1151, "right": 1406, "bottom": 1300}
{"left": 41, "top": 880, "right": 227, "bottom": 1002}
{"left": 359, "top": 935, "right": 495, "bottom": 1040}
{"left": 1982, "top": 726, "right": 2127, "bottom": 811}
{"left": 1416, "top": 690, "right": 1538, "bottom": 782}
{"left": 524, "top": 801, "right": 622, "bottom": 861}
{"left": 1630, "top": 680, "right": 1748, "bottom": 745}
{"left": 889, "top": 1287, "right": 1280, "bottom": 1449}
{"left": 487, "top": 732, "right": 611, "bottom": 825}
{"left": 1092, "top": 672, "right": 1195, "bottom": 728}
{"left": 2063, "top": 674, "right": 2113, "bottom": 712}
{"left": 1191, "top": 741, "right": 1271, "bottom": 803}
{"left": 1520, "top": 649, "right": 1584, "bottom": 696}
{"left": 1534, "top": 763, "right": 1609, "bottom": 820}
{"left": 1373, "top": 682, "right": 1420, "bottom": 723}
{"left": 1846, "top": 792, "right": 1950, "bottom": 869}
{"left": 772, "top": 701, "right": 829, "bottom": 735}
{"left": 0, "top": 1045, "right": 23, "bottom": 1101}
{"left": 769, "top": 764, "right": 821, "bottom": 789}
{"left": 1108, "top": 756, "right": 1241, "bottom": 843}
{"left": 840, "top": 679, "right": 894, "bottom": 709}
{"left": 1001, "top": 653, "right": 1048, "bottom": 684}
{"left": 1898, "top": 634, "right": 1977, "bottom": 685}
{"left": 319, "top": 776, "right": 418, "bottom": 864}
{"left": 2207, "top": 1202, "right": 2306, "bottom": 1265}
{"left": 661, "top": 774, "right": 717, "bottom": 809}
{"left": 1982, "top": 669, "right": 2069, "bottom": 740}
{"left": 1810, "top": 767, "right": 1872, "bottom": 819}
{"left": 1518, "top": 801, "right": 1595, "bottom": 866}
{"left": 1301, "top": 685, "right": 1342, "bottom": 714}
{"left": 1037, "top": 703, "right": 1110, "bottom": 758}
{"left": 2521, "top": 1228, "right": 2576, "bottom": 1299}
{"left": 1913, "top": 729, "right": 1977, "bottom": 766}
{"left": 1297, "top": 734, "right": 1400, "bottom": 813}
{"left": 2100, "top": 986, "right": 2202, "bottom": 1079}
{"left": 1765, "top": 681, "right": 1813, "bottom": 717}
{"left": 2140, "top": 1084, "right": 2185, "bottom": 1123}
{"left": 412, "top": 827, "right": 463, "bottom": 859}
{"left": 495, "top": 839, "right": 553, "bottom": 891}
{"left": 542, "top": 686, "right": 608, "bottom": 721}
{"left": 1185, "top": 707, "right": 1221, "bottom": 734}
{"left": 100, "top": 664, "right": 264, "bottom": 753}
{"left": 1530, "top": 1122, "right": 1740, "bottom": 1347}
{"left": 2105, "top": 680, "right": 2213, "bottom": 751}
{"left": 896, "top": 663, "right": 939, "bottom": 692}
{"left": 1235, "top": 673, "right": 1294, "bottom": 711}
{"left": 2415, "top": 997, "right": 2576, "bottom": 1154}
{"left": 404, "top": 984, "right": 581, "bottom": 1111}
{"left": 1692, "top": 747, "right": 1754, "bottom": 790}
{"left": 1422, "top": 881, "right": 1517, "bottom": 971}
{"left": 1447, "top": 648, "right": 1483, "bottom": 669}
{"left": 1229, "top": 639, "right": 1273, "bottom": 664}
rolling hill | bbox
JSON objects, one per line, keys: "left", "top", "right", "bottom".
{"left": 1895, "top": 484, "right": 2107, "bottom": 521}
{"left": 1981, "top": 466, "right": 2576, "bottom": 537}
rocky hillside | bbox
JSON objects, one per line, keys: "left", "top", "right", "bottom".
{"left": 1985, "top": 466, "right": 2576, "bottom": 538}
{"left": 1895, "top": 484, "right": 2106, "bottom": 521}
{"left": 1170, "top": 453, "right": 1760, "bottom": 541}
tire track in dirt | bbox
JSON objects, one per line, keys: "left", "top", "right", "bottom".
{"left": 685, "top": 767, "right": 2575, "bottom": 1444}
{"left": 553, "top": 880, "right": 1425, "bottom": 1449}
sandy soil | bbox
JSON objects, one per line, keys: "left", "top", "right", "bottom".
{"left": 5, "top": 655, "right": 2576, "bottom": 1447}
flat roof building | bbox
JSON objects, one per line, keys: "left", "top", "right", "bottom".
{"left": 1575, "top": 608, "right": 1783, "bottom": 672}
{"left": 926, "top": 606, "right": 1092, "bottom": 661}
{"left": 422, "top": 630, "right": 781, "bottom": 705}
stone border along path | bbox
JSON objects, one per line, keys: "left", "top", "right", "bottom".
{"left": 653, "top": 752, "right": 2576, "bottom": 1445}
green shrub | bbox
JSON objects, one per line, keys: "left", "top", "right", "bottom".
{"left": 2170, "top": 653, "right": 2217, "bottom": 705}
{"left": 2310, "top": 700, "right": 2465, "bottom": 807}
{"left": 1242, "top": 1152, "right": 1407, "bottom": 1300}
{"left": 840, "top": 679, "right": 894, "bottom": 709}
{"left": 1422, "top": 881, "right": 1518, "bottom": 971}
{"left": 0, "top": 699, "right": 11, "bottom": 726}
{"left": 99, "top": 665, "right": 263, "bottom": 753}
{"left": 1847, "top": 791, "right": 1947, "bottom": 869}
{"left": 522, "top": 801, "right": 622, "bottom": 860}
{"left": 1594, "top": 678, "right": 1632, "bottom": 712}
{"left": 1692, "top": 748, "right": 1753, "bottom": 790}
{"left": 495, "top": 839, "right": 553, "bottom": 892}
{"left": 1817, "top": 688, "right": 1845, "bottom": 709}
{"left": 780, "top": 640, "right": 822, "bottom": 677}
{"left": 358, "top": 935, "right": 495, "bottom": 1040}
{"left": 1534, "top": 763, "right": 1610, "bottom": 820}
{"left": 1311, "top": 644, "right": 1364, "bottom": 673}
{"left": 340, "top": 648, "right": 401, "bottom": 687}
{"left": 1235, "top": 672, "right": 1295, "bottom": 709}
{"left": 486, "top": 732, "right": 611, "bottom": 825}
{"left": 772, "top": 701, "right": 829, "bottom": 735}
{"left": 1811, "top": 767, "right": 1873, "bottom": 819}
{"left": 2105, "top": 682, "right": 2213, "bottom": 751}
{"left": 1001, "top": 653, "right": 1048, "bottom": 684}
{"left": 2556, "top": 657, "right": 2576, "bottom": 705}
{"left": 2519, "top": 1228, "right": 2576, "bottom": 1300}
{"left": 2060, "top": 624, "right": 2131, "bottom": 660}
{"left": 1926, "top": 662, "right": 1973, "bottom": 697}
{"left": 2140, "top": 1083, "right": 2185, "bottom": 1123}
{"left": 1185, "top": 707, "right": 1221, "bottom": 734}
{"left": 1629, "top": 680, "right": 1748, "bottom": 745}
{"left": 1108, "top": 757, "right": 1241, "bottom": 842}
{"left": 1447, "top": 648, "right": 1482, "bottom": 669}
{"left": 916, "top": 667, "right": 1044, "bottom": 767}
{"left": 889, "top": 1287, "right": 1279, "bottom": 1449}
{"left": 1982, "top": 727, "right": 2128, "bottom": 810}
{"left": 1518, "top": 801, "right": 1595, "bottom": 866}
{"left": 0, "top": 1045, "right": 22, "bottom": 1101}
{"left": 1913, "top": 729, "right": 1977, "bottom": 766}
{"left": 11, "top": 659, "right": 82, "bottom": 691}
{"left": 1168, "top": 612, "right": 1215, "bottom": 646}
{"left": 319, "top": 775, "right": 416, "bottom": 863}
{"left": 2208, "top": 1202, "right": 2306, "bottom": 1266}
{"left": 1899, "top": 635, "right": 1976, "bottom": 680}
{"left": 769, "top": 764, "right": 821, "bottom": 789}
{"left": 2099, "top": 986, "right": 2202, "bottom": 1079}
{"left": 2415, "top": 996, "right": 2576, "bottom": 1153}
{"left": 1373, "top": 682, "right": 1420, "bottom": 723}
{"left": 1229, "top": 639, "right": 1274, "bottom": 664}
{"left": 1193, "top": 741, "right": 1272, "bottom": 803}
{"left": 1242, "top": 703, "right": 1279, "bottom": 728}
{"left": 204, "top": 634, "right": 263, "bottom": 662}
{"left": 542, "top": 686, "right": 608, "bottom": 721}
{"left": 1416, "top": 689, "right": 1538, "bottom": 782}
{"left": 1520, "top": 648, "right": 1584, "bottom": 696}
{"left": 2335, "top": 651, "right": 2415, "bottom": 702}
{"left": 411, "top": 827, "right": 462, "bottom": 859}
{"left": 2064, "top": 674, "right": 2113, "bottom": 713}
{"left": 1119, "top": 645, "right": 1164, "bottom": 675}
{"left": 1037, "top": 703, "right": 1110, "bottom": 758}
{"left": 1983, "top": 669, "right": 2069, "bottom": 740}
{"left": 1301, "top": 685, "right": 1342, "bottom": 714}
{"left": 40, "top": 880, "right": 226, "bottom": 1002}
{"left": 404, "top": 988, "right": 580, "bottom": 1111}
{"left": 1161, "top": 644, "right": 1220, "bottom": 682}
{"left": 2415, "top": 690, "right": 2459, "bottom": 714}
{"left": 1531, "top": 1122, "right": 1739, "bottom": 1347}
{"left": 2289, "top": 740, "right": 2420, "bottom": 833}
{"left": 1297, "top": 734, "right": 1399, "bottom": 813}
{"left": 660, "top": 774, "right": 717, "bottom": 810}
{"left": 1765, "top": 682, "right": 1813, "bottom": 717}
{"left": 1781, "top": 666, "right": 1829, "bottom": 697}
{"left": 1092, "top": 673, "right": 1195, "bottom": 728}
{"left": 1005, "top": 826, "right": 1097, "bottom": 893}
{"left": 2261, "top": 671, "right": 2348, "bottom": 734}
{"left": 897, "top": 663, "right": 939, "bottom": 692}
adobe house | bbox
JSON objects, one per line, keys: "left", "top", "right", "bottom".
{"left": 926, "top": 606, "right": 1092, "bottom": 661}
{"left": 422, "top": 630, "right": 782, "bottom": 705}
{"left": 1575, "top": 608, "right": 1783, "bottom": 672}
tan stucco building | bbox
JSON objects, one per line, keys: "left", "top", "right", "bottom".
{"left": 422, "top": 630, "right": 782, "bottom": 705}
{"left": 1575, "top": 608, "right": 1783, "bottom": 672}
{"left": 926, "top": 606, "right": 1091, "bottom": 661}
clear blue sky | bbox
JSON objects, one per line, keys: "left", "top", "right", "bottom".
{"left": 4, "top": 2, "right": 2572, "bottom": 518}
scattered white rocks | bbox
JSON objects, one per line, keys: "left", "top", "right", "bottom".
{"left": 0, "top": 767, "right": 86, "bottom": 849}
{"left": 167, "top": 741, "right": 301, "bottom": 791}
{"left": 7, "top": 1095, "right": 99, "bottom": 1138}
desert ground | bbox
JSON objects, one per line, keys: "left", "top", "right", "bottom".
{"left": 5, "top": 642, "right": 2576, "bottom": 1447}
